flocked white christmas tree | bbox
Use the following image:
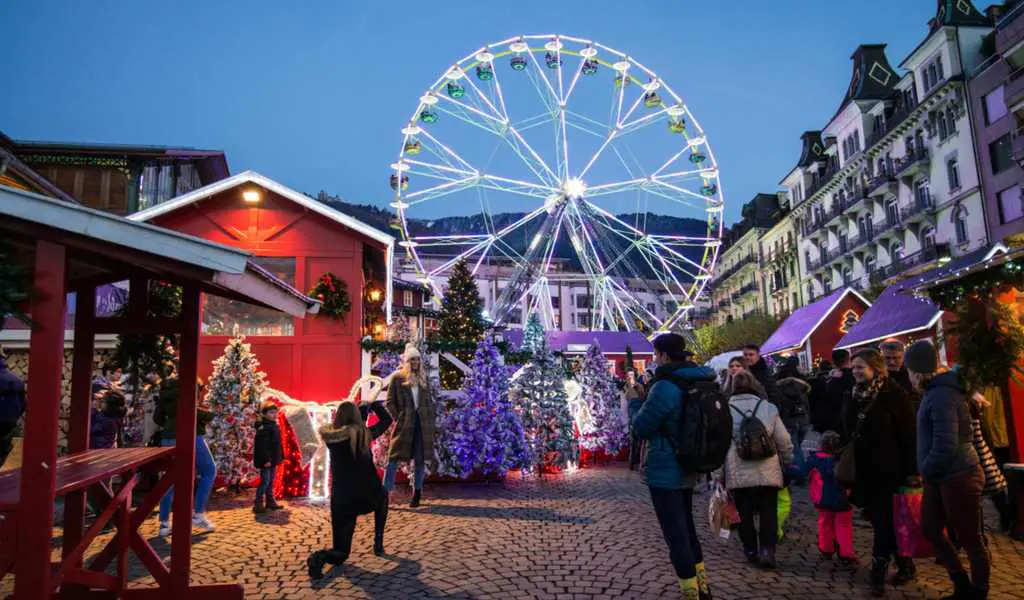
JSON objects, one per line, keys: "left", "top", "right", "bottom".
{"left": 577, "top": 342, "right": 628, "bottom": 455}
{"left": 522, "top": 313, "right": 546, "bottom": 356}
{"left": 512, "top": 338, "right": 578, "bottom": 472}
{"left": 204, "top": 334, "right": 268, "bottom": 488}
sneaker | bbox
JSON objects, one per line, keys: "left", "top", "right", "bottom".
{"left": 307, "top": 551, "right": 325, "bottom": 580}
{"left": 192, "top": 513, "right": 216, "bottom": 531}
{"left": 158, "top": 521, "right": 172, "bottom": 537}
{"left": 838, "top": 556, "right": 859, "bottom": 569}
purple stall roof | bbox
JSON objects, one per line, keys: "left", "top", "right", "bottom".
{"left": 503, "top": 330, "right": 654, "bottom": 354}
{"left": 760, "top": 288, "right": 871, "bottom": 356}
{"left": 835, "top": 244, "right": 1006, "bottom": 350}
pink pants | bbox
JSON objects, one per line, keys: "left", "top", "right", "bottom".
{"left": 817, "top": 509, "right": 855, "bottom": 557}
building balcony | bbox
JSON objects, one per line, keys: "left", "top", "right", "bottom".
{"left": 869, "top": 246, "right": 940, "bottom": 285}
{"left": 894, "top": 148, "right": 930, "bottom": 179}
{"left": 865, "top": 100, "right": 921, "bottom": 151}
{"left": 997, "top": 2, "right": 1024, "bottom": 67}
{"left": 738, "top": 282, "right": 759, "bottom": 297}
{"left": 840, "top": 186, "right": 869, "bottom": 213}
{"left": 1014, "top": 127, "right": 1024, "bottom": 167}
{"left": 1009, "top": 67, "right": 1024, "bottom": 115}
{"left": 806, "top": 162, "right": 841, "bottom": 200}
{"left": 714, "top": 254, "right": 758, "bottom": 283}
{"left": 872, "top": 217, "right": 900, "bottom": 239}
{"left": 900, "top": 196, "right": 936, "bottom": 223}
{"left": 867, "top": 171, "right": 898, "bottom": 198}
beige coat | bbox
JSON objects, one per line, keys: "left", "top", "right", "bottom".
{"left": 386, "top": 374, "right": 436, "bottom": 461}
{"left": 723, "top": 393, "right": 794, "bottom": 490}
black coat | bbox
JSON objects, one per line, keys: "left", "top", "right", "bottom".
{"left": 321, "top": 402, "right": 393, "bottom": 516}
{"left": 818, "top": 368, "right": 853, "bottom": 434}
{"left": 889, "top": 367, "right": 921, "bottom": 411}
{"left": 842, "top": 378, "right": 918, "bottom": 505}
{"left": 749, "top": 358, "right": 780, "bottom": 404}
{"left": 253, "top": 417, "right": 284, "bottom": 467}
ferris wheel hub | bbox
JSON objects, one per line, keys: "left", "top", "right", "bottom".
{"left": 561, "top": 177, "right": 587, "bottom": 200}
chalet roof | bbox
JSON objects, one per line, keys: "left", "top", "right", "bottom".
{"left": 833, "top": 45, "right": 898, "bottom": 119}
{"left": 760, "top": 288, "right": 871, "bottom": 356}
{"left": 129, "top": 170, "right": 395, "bottom": 249}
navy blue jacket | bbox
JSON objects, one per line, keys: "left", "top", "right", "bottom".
{"left": 792, "top": 451, "right": 851, "bottom": 512}
{"left": 917, "top": 371, "right": 979, "bottom": 483}
{"left": 629, "top": 362, "right": 715, "bottom": 490}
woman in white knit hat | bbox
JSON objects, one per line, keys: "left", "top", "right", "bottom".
{"left": 383, "top": 343, "right": 436, "bottom": 507}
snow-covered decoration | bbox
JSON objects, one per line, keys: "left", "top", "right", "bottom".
{"left": 205, "top": 335, "right": 268, "bottom": 487}
{"left": 577, "top": 342, "right": 628, "bottom": 454}
{"left": 511, "top": 340, "right": 579, "bottom": 471}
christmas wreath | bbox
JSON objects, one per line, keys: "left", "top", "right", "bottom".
{"left": 309, "top": 272, "right": 352, "bottom": 321}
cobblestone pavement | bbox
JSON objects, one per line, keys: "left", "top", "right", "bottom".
{"left": 3, "top": 464, "right": 1022, "bottom": 599}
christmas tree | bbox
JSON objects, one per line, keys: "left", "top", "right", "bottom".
{"left": 578, "top": 342, "right": 628, "bottom": 455}
{"left": 522, "top": 313, "right": 546, "bottom": 356}
{"left": 512, "top": 339, "right": 578, "bottom": 472}
{"left": 437, "top": 259, "right": 486, "bottom": 389}
{"left": 435, "top": 337, "right": 526, "bottom": 478}
{"left": 204, "top": 335, "right": 268, "bottom": 488}
{"left": 388, "top": 314, "right": 412, "bottom": 344}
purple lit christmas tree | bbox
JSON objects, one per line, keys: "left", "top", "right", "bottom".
{"left": 435, "top": 336, "right": 527, "bottom": 478}
{"left": 578, "top": 342, "right": 628, "bottom": 455}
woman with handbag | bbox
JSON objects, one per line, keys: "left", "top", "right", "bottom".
{"left": 905, "top": 342, "right": 989, "bottom": 600}
{"left": 307, "top": 399, "right": 394, "bottom": 579}
{"left": 841, "top": 349, "right": 917, "bottom": 597}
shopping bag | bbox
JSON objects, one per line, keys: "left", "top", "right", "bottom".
{"left": 708, "top": 484, "right": 733, "bottom": 540}
{"left": 893, "top": 487, "right": 934, "bottom": 558}
{"left": 777, "top": 487, "right": 792, "bottom": 541}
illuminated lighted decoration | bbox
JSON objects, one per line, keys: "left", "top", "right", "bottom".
{"left": 840, "top": 310, "right": 860, "bottom": 333}
{"left": 390, "top": 35, "right": 724, "bottom": 334}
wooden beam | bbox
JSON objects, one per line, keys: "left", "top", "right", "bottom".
{"left": 170, "top": 284, "right": 201, "bottom": 592}
{"left": 92, "top": 316, "right": 187, "bottom": 335}
{"left": 14, "top": 240, "right": 67, "bottom": 600}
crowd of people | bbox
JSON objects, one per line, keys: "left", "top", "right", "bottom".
{"left": 628, "top": 334, "right": 1013, "bottom": 600}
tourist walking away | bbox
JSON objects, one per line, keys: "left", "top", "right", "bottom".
{"left": 154, "top": 378, "right": 217, "bottom": 536}
{"left": 722, "top": 370, "right": 793, "bottom": 569}
{"left": 882, "top": 339, "right": 919, "bottom": 409}
{"left": 905, "top": 341, "right": 990, "bottom": 599}
{"left": 743, "top": 344, "right": 779, "bottom": 403}
{"left": 775, "top": 356, "right": 812, "bottom": 454}
{"left": 843, "top": 349, "right": 918, "bottom": 596}
{"left": 253, "top": 401, "right": 284, "bottom": 514}
{"left": 0, "top": 347, "right": 25, "bottom": 468}
{"left": 384, "top": 344, "right": 436, "bottom": 507}
{"left": 817, "top": 349, "right": 854, "bottom": 435}
{"left": 307, "top": 399, "right": 394, "bottom": 579}
{"left": 791, "top": 431, "right": 856, "bottom": 564}
{"left": 630, "top": 333, "right": 718, "bottom": 600}
{"left": 89, "top": 384, "right": 126, "bottom": 449}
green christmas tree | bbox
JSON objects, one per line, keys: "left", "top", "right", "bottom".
{"left": 205, "top": 335, "right": 268, "bottom": 488}
{"left": 437, "top": 259, "right": 486, "bottom": 389}
{"left": 522, "top": 313, "right": 546, "bottom": 356}
{"left": 512, "top": 339, "right": 578, "bottom": 472}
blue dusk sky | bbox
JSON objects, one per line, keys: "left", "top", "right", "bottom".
{"left": 1, "top": 1, "right": 938, "bottom": 225}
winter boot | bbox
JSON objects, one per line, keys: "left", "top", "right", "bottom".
{"left": 306, "top": 551, "right": 325, "bottom": 580}
{"left": 410, "top": 488, "right": 422, "bottom": 508}
{"left": 743, "top": 547, "right": 759, "bottom": 565}
{"left": 253, "top": 497, "right": 267, "bottom": 514}
{"left": 266, "top": 497, "right": 284, "bottom": 511}
{"left": 678, "top": 576, "right": 700, "bottom": 600}
{"left": 374, "top": 493, "right": 389, "bottom": 556}
{"left": 870, "top": 558, "right": 889, "bottom": 597}
{"left": 892, "top": 556, "right": 916, "bottom": 586}
{"left": 758, "top": 548, "right": 776, "bottom": 570}
{"left": 939, "top": 572, "right": 972, "bottom": 600}
{"left": 695, "top": 561, "right": 712, "bottom": 600}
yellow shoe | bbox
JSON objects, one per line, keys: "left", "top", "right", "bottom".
{"left": 695, "top": 562, "right": 711, "bottom": 598}
{"left": 679, "top": 576, "right": 700, "bottom": 600}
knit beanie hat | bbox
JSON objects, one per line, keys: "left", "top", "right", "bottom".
{"left": 904, "top": 340, "right": 938, "bottom": 374}
{"left": 402, "top": 343, "right": 421, "bottom": 362}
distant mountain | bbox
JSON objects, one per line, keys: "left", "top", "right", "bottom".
{"left": 311, "top": 191, "right": 707, "bottom": 273}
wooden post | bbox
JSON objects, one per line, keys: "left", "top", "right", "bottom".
{"left": 170, "top": 284, "right": 200, "bottom": 592}
{"left": 14, "top": 240, "right": 67, "bottom": 599}
{"left": 63, "top": 284, "right": 97, "bottom": 568}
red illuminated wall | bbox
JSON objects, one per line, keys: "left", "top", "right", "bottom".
{"left": 807, "top": 293, "right": 870, "bottom": 365}
{"left": 149, "top": 185, "right": 384, "bottom": 403}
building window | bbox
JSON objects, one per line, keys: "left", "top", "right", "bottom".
{"left": 403, "top": 290, "right": 413, "bottom": 307}
{"left": 990, "top": 134, "right": 1014, "bottom": 175}
{"left": 886, "top": 198, "right": 899, "bottom": 225}
{"left": 551, "top": 296, "right": 560, "bottom": 309}
{"left": 946, "top": 158, "right": 961, "bottom": 192}
{"left": 921, "top": 226, "right": 936, "bottom": 250}
{"left": 954, "top": 205, "right": 969, "bottom": 244}
{"left": 983, "top": 85, "right": 1007, "bottom": 125}
{"left": 915, "top": 180, "right": 932, "bottom": 207}
{"left": 937, "top": 111, "right": 948, "bottom": 140}
{"left": 203, "top": 257, "right": 296, "bottom": 336}
{"left": 890, "top": 242, "right": 904, "bottom": 263}
{"left": 646, "top": 302, "right": 656, "bottom": 313}
{"left": 509, "top": 309, "right": 523, "bottom": 324}
{"left": 575, "top": 295, "right": 592, "bottom": 309}
{"left": 927, "top": 64, "right": 938, "bottom": 91}
{"left": 576, "top": 313, "right": 592, "bottom": 329}
{"left": 997, "top": 184, "right": 1023, "bottom": 224}
{"left": 864, "top": 254, "right": 876, "bottom": 273}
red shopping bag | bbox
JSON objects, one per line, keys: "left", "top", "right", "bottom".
{"left": 893, "top": 487, "right": 935, "bottom": 558}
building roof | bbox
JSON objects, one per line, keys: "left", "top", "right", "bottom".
{"left": 504, "top": 330, "right": 654, "bottom": 354}
{"left": 761, "top": 287, "right": 871, "bottom": 356}
{"left": 833, "top": 45, "right": 899, "bottom": 119}
{"left": 796, "top": 131, "right": 828, "bottom": 168}
{"left": 0, "top": 183, "right": 319, "bottom": 318}
{"left": 835, "top": 244, "right": 1007, "bottom": 349}
{"left": 129, "top": 170, "right": 394, "bottom": 249}
{"left": 931, "top": 0, "right": 991, "bottom": 32}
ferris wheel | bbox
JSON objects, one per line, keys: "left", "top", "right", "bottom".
{"left": 390, "top": 34, "right": 724, "bottom": 334}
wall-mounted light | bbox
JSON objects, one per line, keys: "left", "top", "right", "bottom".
{"left": 936, "top": 242, "right": 952, "bottom": 264}
{"left": 372, "top": 322, "right": 385, "bottom": 335}
{"left": 367, "top": 287, "right": 383, "bottom": 303}
{"left": 243, "top": 189, "right": 261, "bottom": 204}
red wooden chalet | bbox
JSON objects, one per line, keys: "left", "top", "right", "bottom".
{"left": 0, "top": 183, "right": 316, "bottom": 599}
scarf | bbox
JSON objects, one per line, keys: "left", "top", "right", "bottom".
{"left": 852, "top": 375, "right": 885, "bottom": 405}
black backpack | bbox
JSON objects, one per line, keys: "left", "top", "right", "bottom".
{"left": 664, "top": 375, "right": 732, "bottom": 473}
{"left": 779, "top": 380, "right": 810, "bottom": 418}
{"left": 732, "top": 399, "right": 777, "bottom": 461}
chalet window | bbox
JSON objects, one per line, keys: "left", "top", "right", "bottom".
{"left": 947, "top": 158, "right": 961, "bottom": 192}
{"left": 403, "top": 290, "right": 413, "bottom": 307}
{"left": 990, "top": 134, "right": 1014, "bottom": 174}
{"left": 202, "top": 257, "right": 297, "bottom": 336}
{"left": 997, "top": 184, "right": 1023, "bottom": 224}
{"left": 984, "top": 85, "right": 1007, "bottom": 125}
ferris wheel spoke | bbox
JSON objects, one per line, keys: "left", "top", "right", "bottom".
{"left": 645, "top": 180, "right": 711, "bottom": 210}
{"left": 425, "top": 237, "right": 496, "bottom": 277}
{"left": 515, "top": 111, "right": 554, "bottom": 133}
{"left": 524, "top": 50, "right": 562, "bottom": 110}
{"left": 578, "top": 130, "right": 618, "bottom": 179}
{"left": 402, "top": 177, "right": 480, "bottom": 205}
{"left": 416, "top": 128, "right": 480, "bottom": 174}
{"left": 434, "top": 101, "right": 504, "bottom": 135}
{"left": 478, "top": 174, "right": 555, "bottom": 199}
{"left": 562, "top": 52, "right": 587, "bottom": 107}
{"left": 505, "top": 125, "right": 560, "bottom": 188}
{"left": 461, "top": 74, "right": 508, "bottom": 124}
{"left": 564, "top": 116, "right": 605, "bottom": 139}
{"left": 488, "top": 58, "right": 512, "bottom": 123}
{"left": 618, "top": 88, "right": 648, "bottom": 129}
{"left": 645, "top": 236, "right": 712, "bottom": 276}
{"left": 409, "top": 233, "right": 493, "bottom": 247}
{"left": 584, "top": 177, "right": 645, "bottom": 198}
{"left": 618, "top": 104, "right": 674, "bottom": 137}
{"left": 402, "top": 159, "right": 478, "bottom": 182}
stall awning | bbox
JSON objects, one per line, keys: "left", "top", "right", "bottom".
{"left": 836, "top": 244, "right": 1006, "bottom": 350}
{"left": 761, "top": 287, "right": 870, "bottom": 356}
{"left": 0, "top": 184, "right": 320, "bottom": 317}
{"left": 504, "top": 330, "right": 654, "bottom": 354}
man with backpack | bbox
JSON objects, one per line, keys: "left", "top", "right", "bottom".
{"left": 0, "top": 346, "right": 26, "bottom": 468}
{"left": 630, "top": 333, "right": 725, "bottom": 600}
{"left": 775, "top": 356, "right": 812, "bottom": 455}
